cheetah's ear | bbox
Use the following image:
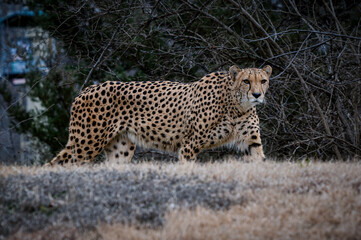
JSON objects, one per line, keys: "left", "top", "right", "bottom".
{"left": 262, "top": 65, "right": 272, "bottom": 77}
{"left": 229, "top": 65, "right": 241, "bottom": 80}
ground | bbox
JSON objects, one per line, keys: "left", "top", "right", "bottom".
{"left": 1, "top": 159, "right": 360, "bottom": 240}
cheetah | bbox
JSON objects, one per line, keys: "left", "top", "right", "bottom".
{"left": 47, "top": 65, "right": 272, "bottom": 165}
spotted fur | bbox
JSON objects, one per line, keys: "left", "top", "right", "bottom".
{"left": 47, "top": 65, "right": 272, "bottom": 165}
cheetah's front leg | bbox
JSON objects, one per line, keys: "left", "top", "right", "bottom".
{"left": 243, "top": 142, "right": 265, "bottom": 163}
{"left": 237, "top": 127, "right": 265, "bottom": 162}
{"left": 236, "top": 109, "right": 266, "bottom": 162}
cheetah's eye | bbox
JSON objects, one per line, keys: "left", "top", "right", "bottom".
{"left": 261, "top": 79, "right": 267, "bottom": 84}
{"left": 243, "top": 79, "right": 250, "bottom": 84}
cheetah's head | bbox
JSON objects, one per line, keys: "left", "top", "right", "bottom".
{"left": 229, "top": 65, "right": 272, "bottom": 108}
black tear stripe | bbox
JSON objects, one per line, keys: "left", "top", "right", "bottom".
{"left": 247, "top": 71, "right": 252, "bottom": 99}
{"left": 258, "top": 72, "right": 262, "bottom": 95}
{"left": 246, "top": 73, "right": 251, "bottom": 100}
{"left": 248, "top": 143, "right": 261, "bottom": 153}
{"left": 258, "top": 72, "right": 264, "bottom": 96}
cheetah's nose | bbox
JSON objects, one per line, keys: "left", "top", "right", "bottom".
{"left": 252, "top": 92, "right": 261, "bottom": 98}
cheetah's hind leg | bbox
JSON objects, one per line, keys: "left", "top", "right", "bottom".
{"left": 104, "top": 133, "right": 136, "bottom": 164}
{"left": 45, "top": 143, "right": 96, "bottom": 166}
{"left": 44, "top": 146, "right": 73, "bottom": 166}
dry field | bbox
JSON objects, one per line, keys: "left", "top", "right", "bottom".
{"left": 1, "top": 159, "right": 361, "bottom": 240}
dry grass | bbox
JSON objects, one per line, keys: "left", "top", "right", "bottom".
{"left": 3, "top": 159, "right": 361, "bottom": 240}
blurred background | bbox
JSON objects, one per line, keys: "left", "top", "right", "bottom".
{"left": 0, "top": 0, "right": 360, "bottom": 165}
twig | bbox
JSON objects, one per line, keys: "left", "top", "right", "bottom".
{"left": 245, "top": 29, "right": 361, "bottom": 42}
{"left": 271, "top": 33, "right": 312, "bottom": 79}
{"left": 79, "top": 29, "right": 119, "bottom": 92}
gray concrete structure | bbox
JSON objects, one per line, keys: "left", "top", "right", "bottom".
{"left": 0, "top": 5, "right": 51, "bottom": 165}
